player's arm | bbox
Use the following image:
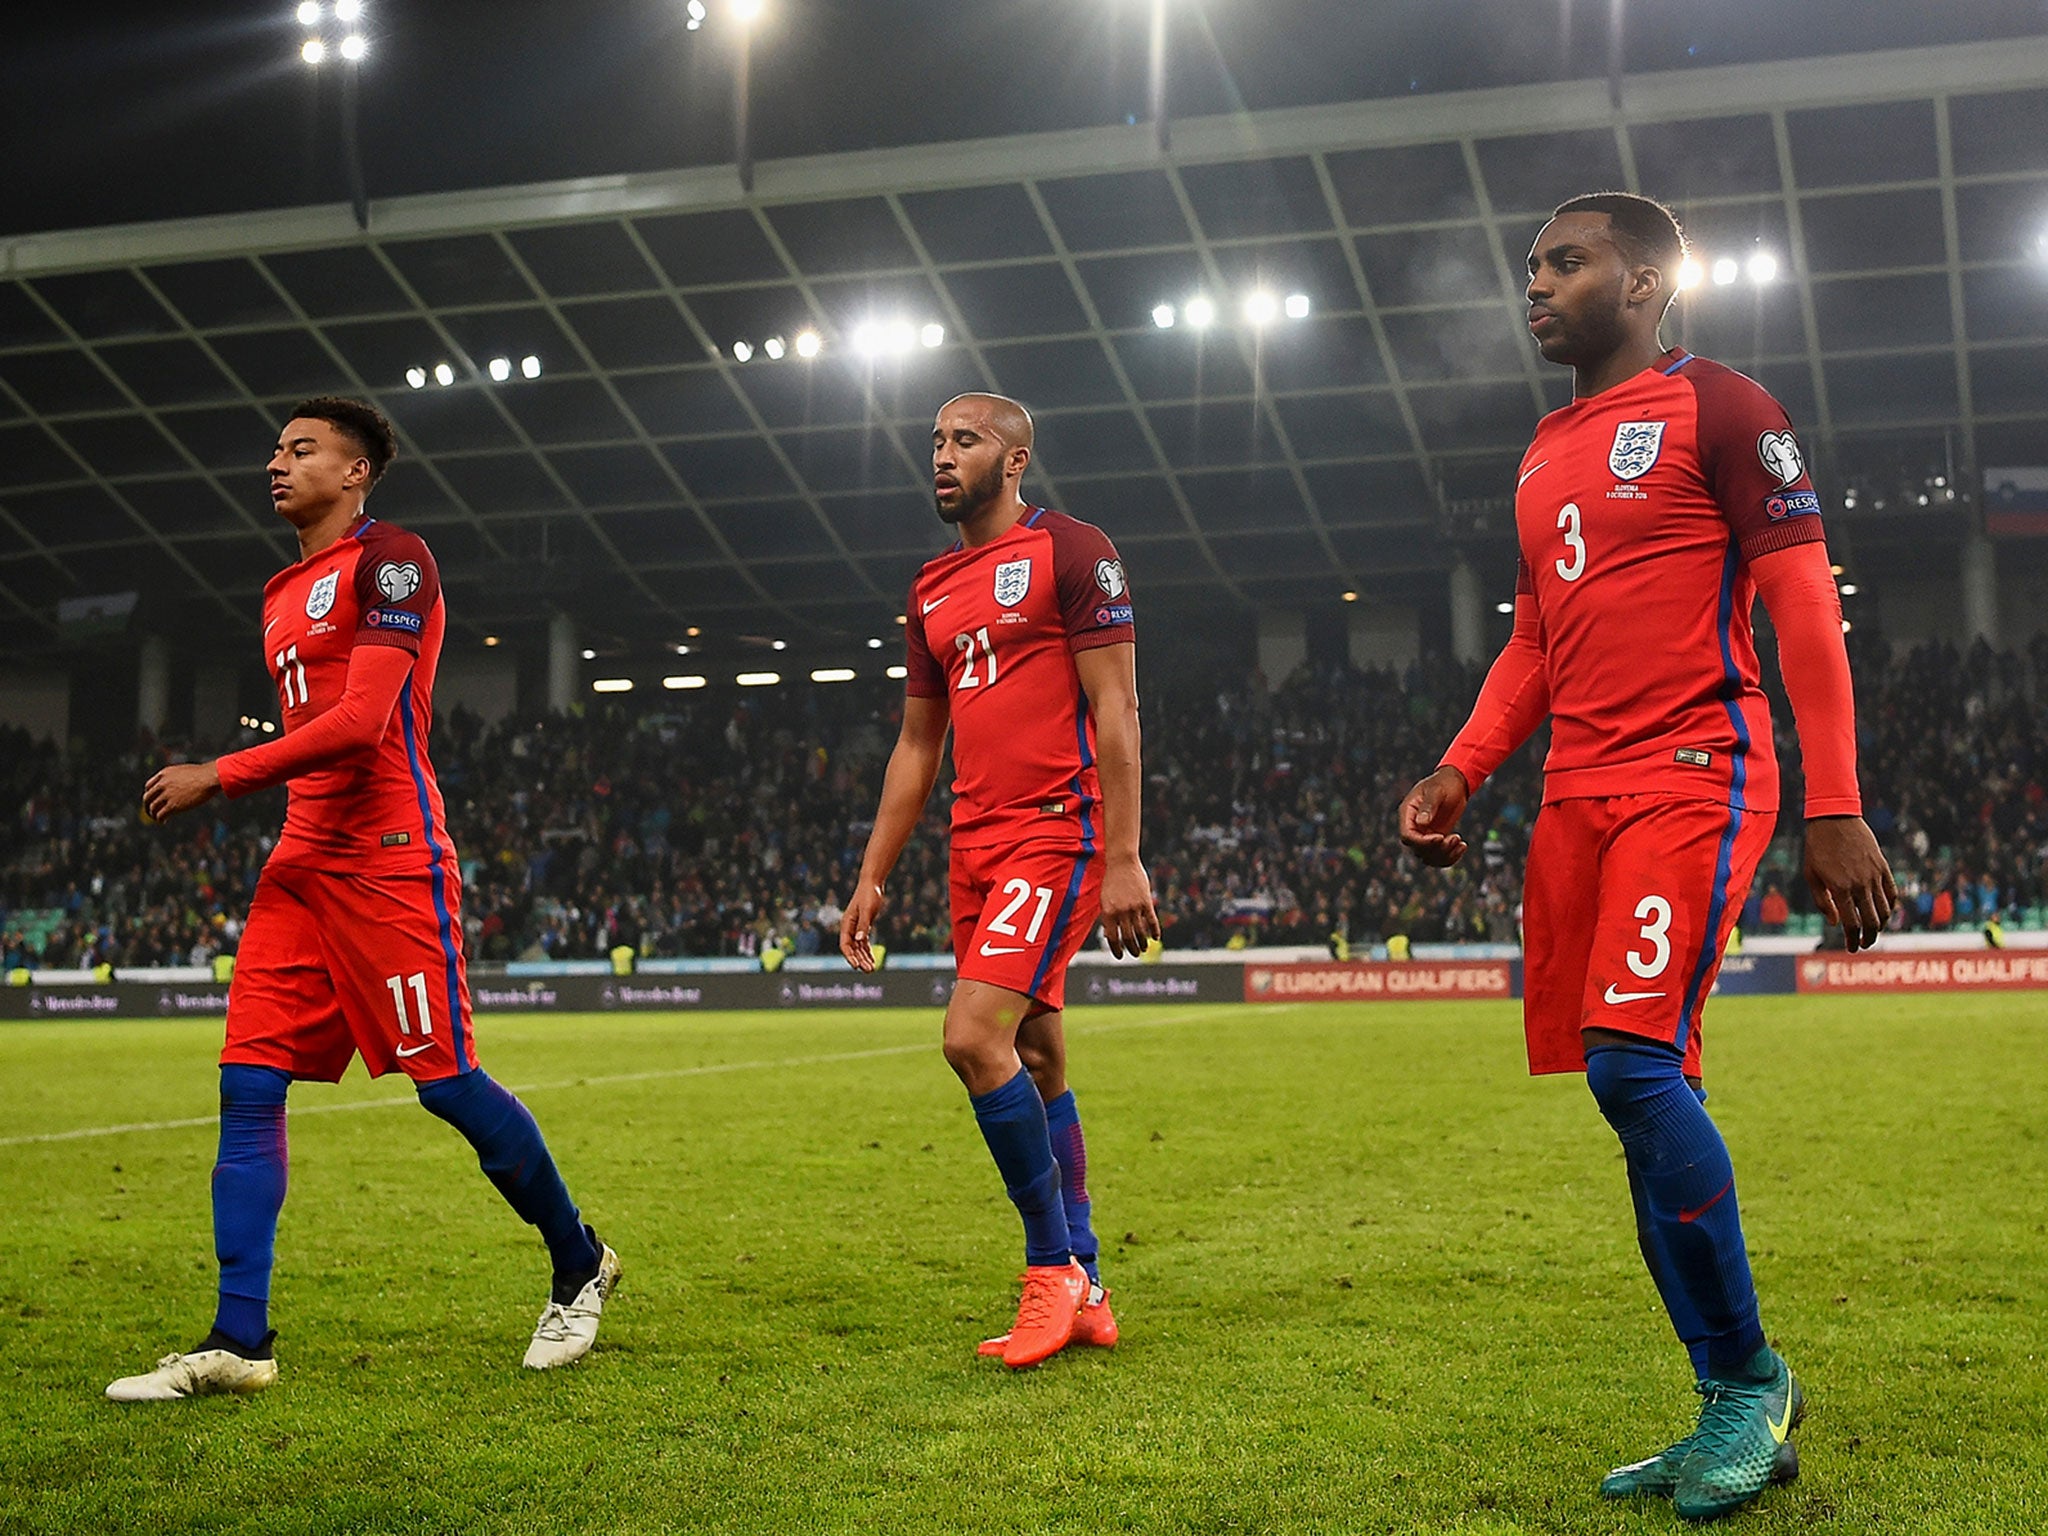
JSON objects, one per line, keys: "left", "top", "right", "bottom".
{"left": 143, "top": 644, "right": 413, "bottom": 821}
{"left": 1074, "top": 640, "right": 1160, "bottom": 959}
{"left": 841, "top": 693, "right": 949, "bottom": 972}
{"left": 1399, "top": 568, "right": 1550, "bottom": 868}
{"left": 1750, "top": 542, "right": 1896, "bottom": 950}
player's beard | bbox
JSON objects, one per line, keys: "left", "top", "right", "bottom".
{"left": 935, "top": 458, "right": 1005, "bottom": 524}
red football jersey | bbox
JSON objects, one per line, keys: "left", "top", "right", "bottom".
{"left": 220, "top": 515, "right": 454, "bottom": 870}
{"left": 904, "top": 507, "right": 1135, "bottom": 850}
{"left": 1507, "top": 349, "right": 1828, "bottom": 813}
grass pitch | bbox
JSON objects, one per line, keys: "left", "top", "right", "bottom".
{"left": 2, "top": 995, "right": 2044, "bottom": 1534}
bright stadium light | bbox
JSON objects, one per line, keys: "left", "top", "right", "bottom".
{"left": 1184, "top": 295, "right": 1216, "bottom": 329}
{"left": 763, "top": 335, "right": 786, "bottom": 360}
{"left": 301, "top": 37, "right": 326, "bottom": 63}
{"left": 1151, "top": 303, "right": 1176, "bottom": 329}
{"left": 1839, "top": 583, "right": 1859, "bottom": 596}
{"left": 592, "top": 678, "right": 633, "bottom": 693}
{"left": 433, "top": 362, "right": 454, "bottom": 386}
{"left": 1284, "top": 292, "right": 1312, "bottom": 320}
{"left": 1676, "top": 258, "right": 1704, "bottom": 290}
{"left": 686, "top": 625, "right": 702, "bottom": 637}
{"left": 866, "top": 636, "right": 883, "bottom": 649}
{"left": 732, "top": 0, "right": 764, "bottom": 19}
{"left": 339, "top": 33, "right": 367, "bottom": 61}
{"left": 296, "top": 1, "right": 321, "bottom": 24}
{"left": 771, "top": 638, "right": 787, "bottom": 651}
{"left": 520, "top": 354, "right": 542, "bottom": 378}
{"left": 405, "top": 367, "right": 426, "bottom": 389}
{"left": 1243, "top": 291, "right": 1280, "bottom": 326}
{"left": 732, "top": 340, "right": 755, "bottom": 362}
{"left": 483, "top": 635, "right": 500, "bottom": 646}
{"left": 794, "top": 329, "right": 822, "bottom": 359}
{"left": 887, "top": 319, "right": 917, "bottom": 354}
{"left": 335, "top": 0, "right": 362, "bottom": 20}
{"left": 1747, "top": 251, "right": 1779, "bottom": 284}
{"left": 810, "top": 668, "right": 856, "bottom": 683}
{"left": 920, "top": 323, "right": 946, "bottom": 349}
{"left": 737, "top": 671, "right": 780, "bottom": 687}
{"left": 886, "top": 664, "right": 908, "bottom": 680}
{"left": 851, "top": 322, "right": 880, "bottom": 357}
{"left": 893, "top": 613, "right": 906, "bottom": 624}
{"left": 1496, "top": 601, "right": 1515, "bottom": 614}
{"left": 1340, "top": 590, "right": 1358, "bottom": 603}
{"left": 487, "top": 357, "right": 511, "bottom": 382}
{"left": 1711, "top": 257, "right": 1739, "bottom": 286}
{"left": 663, "top": 674, "right": 707, "bottom": 690}
{"left": 580, "top": 648, "right": 597, "bottom": 660}
{"left": 686, "top": 0, "right": 706, "bottom": 27}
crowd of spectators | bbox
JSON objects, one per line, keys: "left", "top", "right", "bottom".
{"left": 5, "top": 630, "right": 2046, "bottom": 971}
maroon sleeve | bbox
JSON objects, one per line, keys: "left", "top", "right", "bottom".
{"left": 351, "top": 523, "right": 441, "bottom": 655}
{"left": 902, "top": 576, "right": 946, "bottom": 698}
{"left": 1686, "top": 361, "right": 1829, "bottom": 563}
{"left": 1049, "top": 513, "right": 1135, "bottom": 654}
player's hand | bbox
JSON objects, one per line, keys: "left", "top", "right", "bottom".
{"left": 1398, "top": 766, "right": 1472, "bottom": 867}
{"left": 143, "top": 762, "right": 222, "bottom": 823}
{"left": 840, "top": 882, "right": 886, "bottom": 972}
{"left": 1804, "top": 815, "right": 1896, "bottom": 953}
{"left": 1099, "top": 853, "right": 1161, "bottom": 959}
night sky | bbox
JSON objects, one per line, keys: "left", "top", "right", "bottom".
{"left": 10, "top": 0, "right": 2048, "bottom": 237}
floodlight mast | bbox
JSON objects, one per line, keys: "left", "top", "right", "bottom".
{"left": 1147, "top": 0, "right": 1169, "bottom": 152}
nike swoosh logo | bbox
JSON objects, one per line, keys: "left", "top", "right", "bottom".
{"left": 264, "top": 617, "right": 281, "bottom": 634}
{"left": 395, "top": 1041, "right": 435, "bottom": 1058}
{"left": 978, "top": 943, "right": 1026, "bottom": 957}
{"left": 1603, "top": 985, "right": 1666, "bottom": 1005}
{"left": 1678, "top": 1178, "right": 1734, "bottom": 1224}
{"left": 921, "top": 595, "right": 949, "bottom": 615}
{"left": 1768, "top": 1382, "right": 1794, "bottom": 1442}
{"left": 1517, "top": 460, "right": 1549, "bottom": 488}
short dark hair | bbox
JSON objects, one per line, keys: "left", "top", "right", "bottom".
{"left": 1552, "top": 192, "right": 1688, "bottom": 274}
{"left": 289, "top": 396, "right": 397, "bottom": 484}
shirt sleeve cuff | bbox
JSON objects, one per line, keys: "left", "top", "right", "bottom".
{"left": 215, "top": 750, "right": 257, "bottom": 799}
{"left": 1804, "top": 795, "right": 1863, "bottom": 819}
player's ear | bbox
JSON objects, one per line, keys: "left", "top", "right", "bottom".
{"left": 1006, "top": 444, "right": 1031, "bottom": 482}
{"left": 1628, "top": 262, "right": 1666, "bottom": 311}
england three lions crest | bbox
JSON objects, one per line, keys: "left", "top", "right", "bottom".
{"left": 1609, "top": 420, "right": 1667, "bottom": 482}
{"left": 304, "top": 569, "right": 339, "bottom": 620}
{"left": 993, "top": 557, "right": 1031, "bottom": 608}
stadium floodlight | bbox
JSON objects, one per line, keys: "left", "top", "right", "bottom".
{"left": 1151, "top": 303, "right": 1176, "bottom": 329}
{"left": 1830, "top": 563, "right": 1845, "bottom": 575}
{"left": 686, "top": 0, "right": 706, "bottom": 27}
{"left": 771, "top": 639, "right": 787, "bottom": 651}
{"left": 737, "top": 671, "right": 780, "bottom": 687}
{"left": 887, "top": 320, "right": 918, "bottom": 354}
{"left": 920, "top": 323, "right": 945, "bottom": 349}
{"left": 763, "top": 335, "right": 786, "bottom": 360}
{"left": 732, "top": 0, "right": 764, "bottom": 20}
{"left": 893, "top": 614, "right": 906, "bottom": 625}
{"left": 487, "top": 357, "right": 511, "bottom": 382}
{"left": 1243, "top": 291, "right": 1280, "bottom": 326}
{"left": 686, "top": 625, "right": 702, "bottom": 636}
{"left": 663, "top": 675, "right": 707, "bottom": 690}
{"left": 262, "top": 721, "right": 277, "bottom": 733}
{"left": 483, "top": 635, "right": 500, "bottom": 646}
{"left": 1676, "top": 258, "right": 1703, "bottom": 290}
{"left": 301, "top": 37, "right": 326, "bottom": 64}
{"left": 1284, "top": 292, "right": 1311, "bottom": 320}
{"left": 405, "top": 367, "right": 426, "bottom": 389}
{"left": 339, "top": 33, "right": 367, "bottom": 60}
{"left": 1340, "top": 590, "right": 1358, "bottom": 603}
{"left": 520, "top": 354, "right": 542, "bottom": 378}
{"left": 1839, "top": 583, "right": 1859, "bottom": 596}
{"left": 866, "top": 637, "right": 883, "bottom": 649}
{"left": 1711, "top": 257, "right": 1739, "bottom": 286}
{"left": 296, "top": 1, "right": 321, "bottom": 25}
{"left": 670, "top": 642, "right": 692, "bottom": 654}
{"left": 810, "top": 668, "right": 856, "bottom": 683}
{"left": 851, "top": 322, "right": 881, "bottom": 357}
{"left": 432, "top": 362, "right": 455, "bottom": 386}
{"left": 591, "top": 678, "right": 633, "bottom": 693}
{"left": 794, "top": 329, "right": 822, "bottom": 359}
{"left": 886, "top": 664, "right": 908, "bottom": 680}
{"left": 1747, "top": 251, "right": 1779, "bottom": 284}
{"left": 580, "top": 648, "right": 597, "bottom": 660}
{"left": 732, "top": 340, "right": 755, "bottom": 362}
{"left": 1495, "top": 601, "right": 1515, "bottom": 614}
{"left": 335, "top": 0, "right": 362, "bottom": 20}
{"left": 1183, "top": 295, "right": 1216, "bottom": 329}
{"left": 1840, "top": 620, "right": 1853, "bottom": 634}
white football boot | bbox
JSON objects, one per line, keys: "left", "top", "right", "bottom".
{"left": 522, "top": 1241, "right": 621, "bottom": 1369}
{"left": 106, "top": 1332, "right": 278, "bottom": 1402}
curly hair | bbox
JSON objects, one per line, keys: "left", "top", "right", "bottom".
{"left": 1552, "top": 191, "right": 1688, "bottom": 275}
{"left": 289, "top": 396, "right": 398, "bottom": 484}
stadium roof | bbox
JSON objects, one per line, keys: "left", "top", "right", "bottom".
{"left": 4, "top": 36, "right": 2048, "bottom": 660}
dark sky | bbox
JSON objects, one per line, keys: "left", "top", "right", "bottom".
{"left": 9, "top": 0, "right": 2047, "bottom": 237}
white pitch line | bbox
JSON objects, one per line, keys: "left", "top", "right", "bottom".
{"left": 0, "top": 1002, "right": 1276, "bottom": 1149}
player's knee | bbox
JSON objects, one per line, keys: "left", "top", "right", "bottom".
{"left": 1583, "top": 1037, "right": 1685, "bottom": 1126}
{"left": 415, "top": 1067, "right": 488, "bottom": 1120}
{"left": 219, "top": 1062, "right": 291, "bottom": 1108}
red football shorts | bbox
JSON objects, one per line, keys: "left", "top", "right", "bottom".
{"left": 223, "top": 859, "right": 478, "bottom": 1084}
{"left": 1521, "top": 793, "right": 1773, "bottom": 1079}
{"left": 950, "top": 840, "right": 1103, "bottom": 1012}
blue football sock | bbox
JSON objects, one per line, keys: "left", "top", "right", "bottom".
{"left": 1044, "top": 1089, "right": 1099, "bottom": 1282}
{"left": 970, "top": 1068, "right": 1071, "bottom": 1268}
{"left": 1585, "top": 1042, "right": 1768, "bottom": 1380}
{"left": 1627, "top": 1145, "right": 1711, "bottom": 1381}
{"left": 212, "top": 1063, "right": 291, "bottom": 1350}
{"left": 416, "top": 1070, "right": 599, "bottom": 1280}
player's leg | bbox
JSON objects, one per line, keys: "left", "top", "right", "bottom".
{"left": 1581, "top": 797, "right": 1795, "bottom": 1512}
{"left": 108, "top": 867, "right": 352, "bottom": 1401}
{"left": 322, "top": 869, "right": 615, "bottom": 1368}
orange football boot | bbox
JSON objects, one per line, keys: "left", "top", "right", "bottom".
{"left": 995, "top": 1260, "right": 1088, "bottom": 1369}
{"left": 980, "top": 1276, "right": 1115, "bottom": 1357}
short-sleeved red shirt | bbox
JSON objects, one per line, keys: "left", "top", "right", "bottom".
{"left": 1507, "top": 349, "right": 1828, "bottom": 814}
{"left": 904, "top": 507, "right": 1134, "bottom": 851}
{"left": 219, "top": 515, "right": 455, "bottom": 871}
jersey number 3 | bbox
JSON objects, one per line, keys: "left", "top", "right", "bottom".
{"left": 1555, "top": 502, "right": 1586, "bottom": 582}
